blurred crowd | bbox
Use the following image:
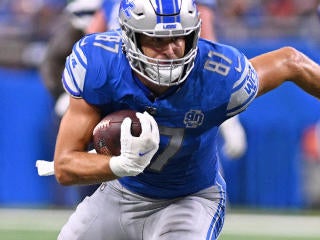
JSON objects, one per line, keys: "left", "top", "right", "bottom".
{"left": 0, "top": 0, "right": 65, "bottom": 39}
{"left": 0, "top": 0, "right": 66, "bottom": 67}
{"left": 216, "top": 0, "right": 320, "bottom": 40}
{"left": 0, "top": 0, "right": 319, "bottom": 68}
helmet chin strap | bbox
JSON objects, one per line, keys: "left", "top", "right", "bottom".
{"left": 145, "top": 65, "right": 183, "bottom": 85}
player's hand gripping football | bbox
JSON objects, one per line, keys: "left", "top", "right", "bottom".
{"left": 109, "top": 111, "right": 160, "bottom": 177}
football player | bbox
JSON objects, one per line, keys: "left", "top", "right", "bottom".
{"left": 93, "top": 0, "right": 248, "bottom": 158}
{"left": 54, "top": 0, "right": 320, "bottom": 239}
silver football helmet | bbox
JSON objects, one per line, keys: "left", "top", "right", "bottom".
{"left": 119, "top": 0, "right": 201, "bottom": 86}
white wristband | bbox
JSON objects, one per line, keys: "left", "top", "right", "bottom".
{"left": 109, "top": 156, "right": 142, "bottom": 177}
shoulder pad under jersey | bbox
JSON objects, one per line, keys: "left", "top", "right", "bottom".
{"left": 197, "top": 40, "right": 259, "bottom": 117}
{"left": 62, "top": 30, "right": 122, "bottom": 98}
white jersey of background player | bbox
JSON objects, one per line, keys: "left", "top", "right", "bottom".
{"left": 58, "top": 0, "right": 258, "bottom": 239}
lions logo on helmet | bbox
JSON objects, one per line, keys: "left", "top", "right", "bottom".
{"left": 119, "top": 0, "right": 201, "bottom": 86}
{"left": 120, "top": 0, "right": 135, "bottom": 18}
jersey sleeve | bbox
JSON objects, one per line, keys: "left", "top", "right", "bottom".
{"left": 62, "top": 31, "right": 124, "bottom": 105}
{"left": 226, "top": 55, "right": 259, "bottom": 117}
{"left": 199, "top": 41, "right": 259, "bottom": 118}
{"left": 62, "top": 36, "right": 89, "bottom": 98}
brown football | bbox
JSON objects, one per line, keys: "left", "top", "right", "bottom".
{"left": 92, "top": 110, "right": 142, "bottom": 156}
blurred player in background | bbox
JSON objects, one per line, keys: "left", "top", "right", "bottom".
{"left": 86, "top": 0, "right": 120, "bottom": 33}
{"left": 301, "top": 122, "right": 320, "bottom": 208}
{"left": 39, "top": 0, "right": 103, "bottom": 199}
{"left": 300, "top": 2, "right": 320, "bottom": 209}
{"left": 52, "top": 0, "right": 320, "bottom": 239}
{"left": 40, "top": 0, "right": 102, "bottom": 117}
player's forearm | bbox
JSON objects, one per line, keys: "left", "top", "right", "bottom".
{"left": 54, "top": 151, "right": 117, "bottom": 185}
{"left": 252, "top": 47, "right": 320, "bottom": 98}
{"left": 198, "top": 4, "right": 217, "bottom": 42}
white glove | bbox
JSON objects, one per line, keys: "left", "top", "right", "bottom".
{"left": 109, "top": 111, "right": 160, "bottom": 177}
{"left": 219, "top": 115, "right": 247, "bottom": 159}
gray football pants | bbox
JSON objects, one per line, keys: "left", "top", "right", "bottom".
{"left": 58, "top": 180, "right": 226, "bottom": 240}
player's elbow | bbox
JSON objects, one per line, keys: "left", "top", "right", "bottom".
{"left": 279, "top": 46, "right": 305, "bottom": 80}
{"left": 54, "top": 158, "right": 74, "bottom": 186}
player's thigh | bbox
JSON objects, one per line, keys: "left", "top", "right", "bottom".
{"left": 58, "top": 182, "right": 127, "bottom": 240}
{"left": 144, "top": 188, "right": 225, "bottom": 240}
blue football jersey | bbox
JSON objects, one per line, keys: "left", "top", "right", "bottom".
{"left": 62, "top": 30, "right": 258, "bottom": 199}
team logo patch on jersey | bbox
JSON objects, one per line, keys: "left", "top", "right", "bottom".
{"left": 184, "top": 110, "right": 204, "bottom": 128}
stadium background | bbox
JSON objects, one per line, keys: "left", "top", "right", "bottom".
{"left": 1, "top": 0, "right": 320, "bottom": 212}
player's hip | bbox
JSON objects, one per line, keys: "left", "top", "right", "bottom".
{"left": 105, "top": 179, "right": 226, "bottom": 239}
{"left": 106, "top": 179, "right": 226, "bottom": 211}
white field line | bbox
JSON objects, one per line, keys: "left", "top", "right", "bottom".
{"left": 0, "top": 208, "right": 319, "bottom": 238}
{"left": 223, "top": 213, "right": 320, "bottom": 238}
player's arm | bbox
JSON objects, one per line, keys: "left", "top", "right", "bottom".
{"left": 250, "top": 47, "right": 320, "bottom": 98}
{"left": 53, "top": 97, "right": 116, "bottom": 185}
{"left": 54, "top": 96, "right": 160, "bottom": 185}
{"left": 197, "top": 3, "right": 217, "bottom": 41}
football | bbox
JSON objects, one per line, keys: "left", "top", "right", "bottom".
{"left": 92, "top": 110, "right": 142, "bottom": 156}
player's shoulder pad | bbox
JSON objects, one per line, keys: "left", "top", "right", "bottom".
{"left": 222, "top": 45, "right": 258, "bottom": 116}
{"left": 62, "top": 30, "right": 122, "bottom": 98}
{"left": 198, "top": 40, "right": 259, "bottom": 116}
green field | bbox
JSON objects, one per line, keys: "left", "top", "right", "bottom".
{"left": 0, "top": 208, "right": 319, "bottom": 240}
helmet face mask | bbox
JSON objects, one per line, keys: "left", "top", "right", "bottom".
{"left": 119, "top": 0, "right": 201, "bottom": 86}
